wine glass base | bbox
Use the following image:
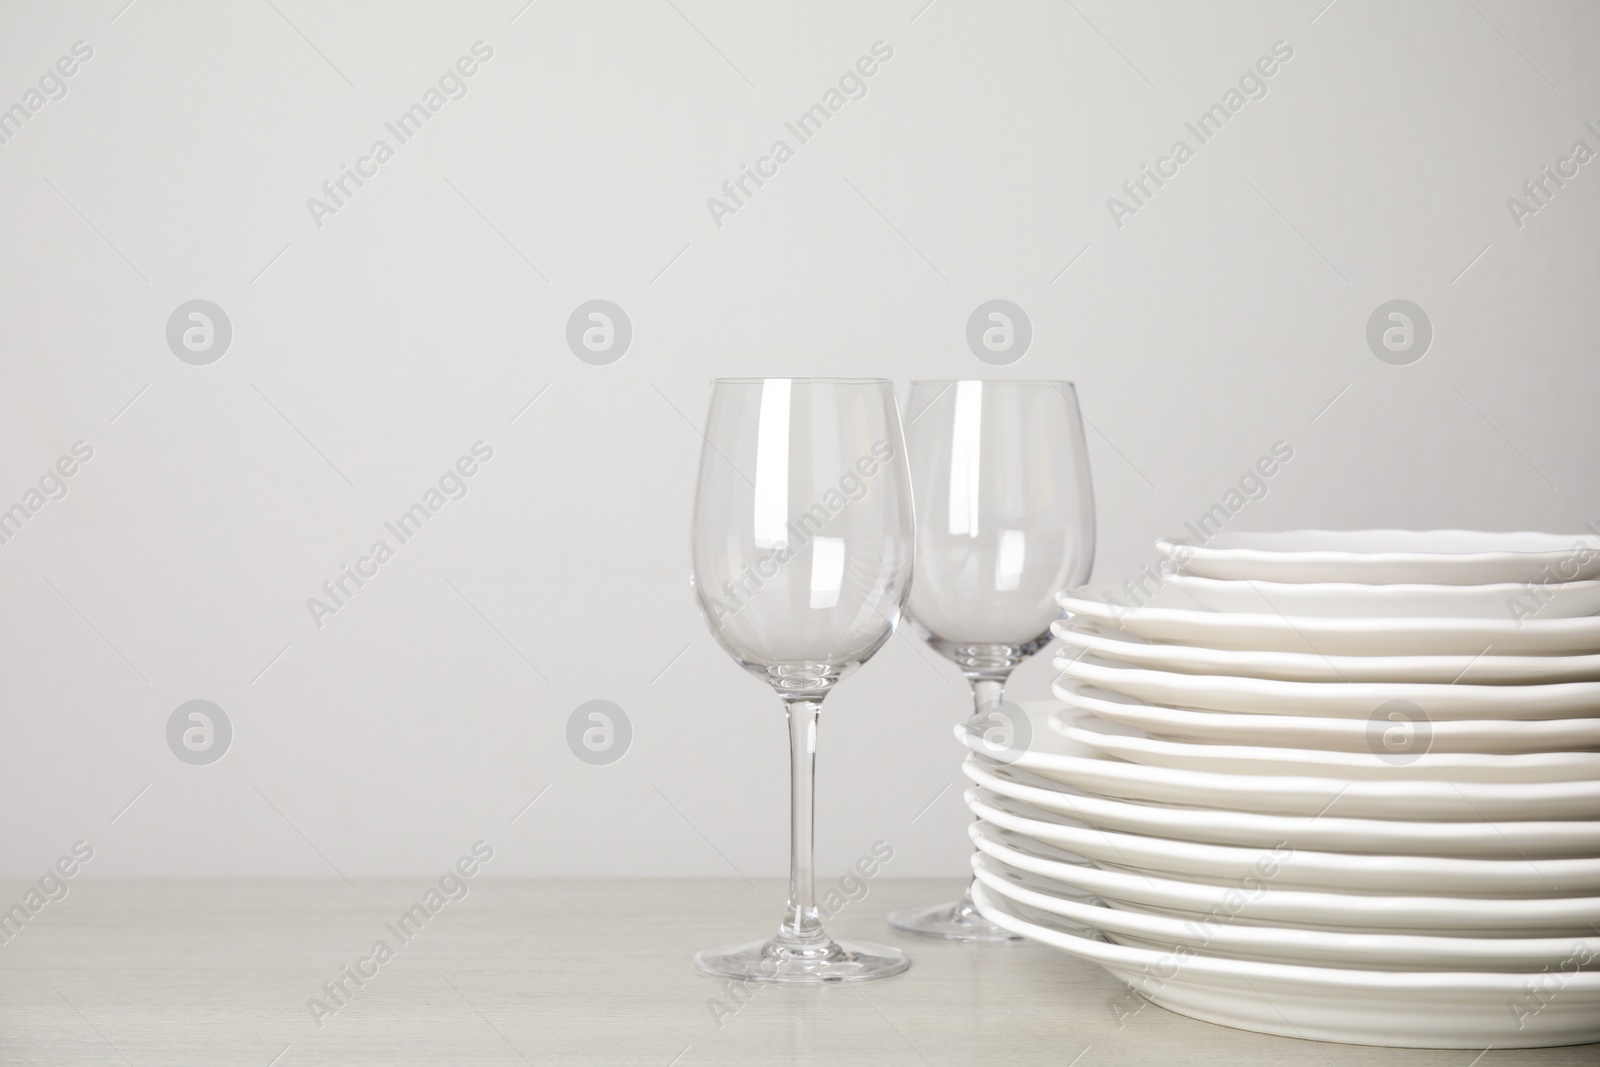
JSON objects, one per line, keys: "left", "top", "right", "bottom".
{"left": 887, "top": 900, "right": 1025, "bottom": 942}
{"left": 693, "top": 936, "right": 910, "bottom": 983}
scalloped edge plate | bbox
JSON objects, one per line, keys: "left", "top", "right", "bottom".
{"left": 963, "top": 756, "right": 1600, "bottom": 858}
{"left": 1051, "top": 618, "right": 1600, "bottom": 683}
{"left": 1059, "top": 586, "right": 1600, "bottom": 655}
{"left": 970, "top": 879, "right": 1600, "bottom": 1049}
{"left": 1155, "top": 529, "right": 1600, "bottom": 585}
{"left": 1054, "top": 654, "right": 1600, "bottom": 719}
{"left": 972, "top": 854, "right": 1600, "bottom": 972}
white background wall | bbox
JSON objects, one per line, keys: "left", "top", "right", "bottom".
{"left": 3, "top": 0, "right": 1597, "bottom": 881}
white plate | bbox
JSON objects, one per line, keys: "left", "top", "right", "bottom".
{"left": 952, "top": 703, "right": 1600, "bottom": 819}
{"left": 1060, "top": 587, "right": 1600, "bottom": 656}
{"left": 1055, "top": 711, "right": 1600, "bottom": 783}
{"left": 970, "top": 881, "right": 1600, "bottom": 1049}
{"left": 1056, "top": 654, "right": 1600, "bottom": 719}
{"left": 971, "top": 821, "right": 1600, "bottom": 938}
{"left": 972, "top": 855, "right": 1600, "bottom": 972}
{"left": 1165, "top": 571, "right": 1600, "bottom": 619}
{"left": 1052, "top": 618, "right": 1600, "bottom": 683}
{"left": 963, "top": 757, "right": 1600, "bottom": 858}
{"left": 1156, "top": 529, "right": 1600, "bottom": 585}
{"left": 1052, "top": 678, "right": 1600, "bottom": 755}
{"left": 967, "top": 786, "right": 1600, "bottom": 896}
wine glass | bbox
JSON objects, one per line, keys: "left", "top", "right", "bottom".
{"left": 887, "top": 380, "right": 1096, "bottom": 941}
{"left": 690, "top": 377, "right": 916, "bottom": 982}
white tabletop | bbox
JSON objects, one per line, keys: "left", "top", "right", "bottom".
{"left": 1, "top": 878, "right": 1592, "bottom": 1066}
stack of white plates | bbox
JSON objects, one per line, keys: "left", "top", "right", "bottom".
{"left": 961, "top": 530, "right": 1600, "bottom": 1049}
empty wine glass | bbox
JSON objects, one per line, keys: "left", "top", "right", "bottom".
{"left": 691, "top": 378, "right": 916, "bottom": 982}
{"left": 888, "top": 380, "right": 1096, "bottom": 941}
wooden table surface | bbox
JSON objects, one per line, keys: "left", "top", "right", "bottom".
{"left": 1, "top": 878, "right": 1594, "bottom": 1066}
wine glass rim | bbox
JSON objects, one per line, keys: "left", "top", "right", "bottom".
{"left": 908, "top": 379, "right": 1078, "bottom": 387}
{"left": 710, "top": 377, "right": 893, "bottom": 385}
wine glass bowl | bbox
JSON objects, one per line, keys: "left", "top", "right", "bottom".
{"left": 693, "top": 380, "right": 911, "bottom": 695}
{"left": 904, "top": 380, "right": 1094, "bottom": 658}
{"left": 690, "top": 377, "right": 916, "bottom": 983}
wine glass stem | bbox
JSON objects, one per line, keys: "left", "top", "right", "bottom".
{"left": 961, "top": 674, "right": 1009, "bottom": 913}
{"left": 779, "top": 698, "right": 825, "bottom": 946}
{"left": 969, "top": 676, "right": 1006, "bottom": 713}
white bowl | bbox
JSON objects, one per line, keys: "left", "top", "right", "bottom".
{"left": 1051, "top": 678, "right": 1600, "bottom": 755}
{"left": 970, "top": 822, "right": 1600, "bottom": 938}
{"left": 963, "top": 757, "right": 1600, "bottom": 858}
{"left": 972, "top": 854, "right": 1600, "bottom": 972}
{"left": 967, "top": 786, "right": 1600, "bottom": 896}
{"left": 1165, "top": 571, "right": 1600, "bottom": 619}
{"left": 1055, "top": 711, "right": 1600, "bottom": 783}
{"left": 970, "top": 880, "right": 1600, "bottom": 1049}
{"left": 1052, "top": 618, "right": 1600, "bottom": 683}
{"left": 1055, "top": 654, "right": 1600, "bottom": 719}
{"left": 1059, "top": 587, "right": 1600, "bottom": 656}
{"left": 1155, "top": 529, "right": 1600, "bottom": 585}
